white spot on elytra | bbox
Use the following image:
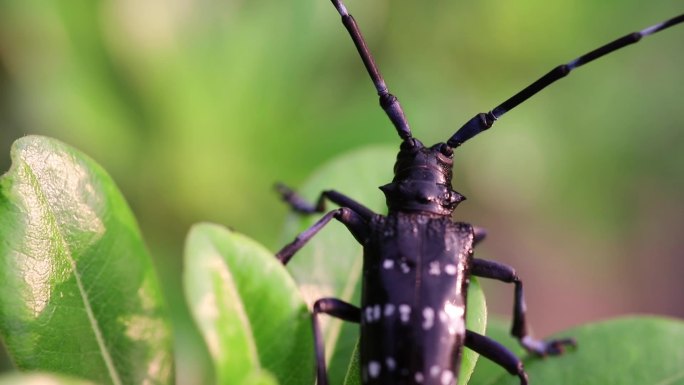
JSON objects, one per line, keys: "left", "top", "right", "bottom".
{"left": 445, "top": 302, "right": 465, "bottom": 318}
{"left": 423, "top": 307, "right": 435, "bottom": 330}
{"left": 441, "top": 370, "right": 455, "bottom": 385}
{"left": 444, "top": 302, "right": 466, "bottom": 335}
{"left": 365, "top": 306, "right": 374, "bottom": 323}
{"left": 384, "top": 303, "right": 395, "bottom": 317}
{"left": 386, "top": 357, "right": 396, "bottom": 371}
{"left": 444, "top": 264, "right": 457, "bottom": 275}
{"left": 400, "top": 261, "right": 411, "bottom": 274}
{"left": 429, "top": 261, "right": 441, "bottom": 275}
{"left": 369, "top": 361, "right": 381, "bottom": 378}
{"left": 430, "top": 365, "right": 441, "bottom": 377}
{"left": 439, "top": 311, "right": 448, "bottom": 323}
{"left": 383, "top": 259, "right": 394, "bottom": 269}
{"left": 415, "top": 372, "right": 424, "bottom": 383}
{"left": 399, "top": 304, "right": 411, "bottom": 323}
{"left": 373, "top": 304, "right": 381, "bottom": 321}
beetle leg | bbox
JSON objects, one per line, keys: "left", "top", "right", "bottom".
{"left": 465, "top": 330, "right": 528, "bottom": 385}
{"left": 471, "top": 258, "right": 577, "bottom": 356}
{"left": 275, "top": 183, "right": 376, "bottom": 220}
{"left": 275, "top": 207, "right": 370, "bottom": 265}
{"left": 312, "top": 298, "right": 361, "bottom": 385}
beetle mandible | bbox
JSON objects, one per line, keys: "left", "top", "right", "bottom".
{"left": 274, "top": 1, "right": 684, "bottom": 384}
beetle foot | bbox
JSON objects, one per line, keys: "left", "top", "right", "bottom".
{"left": 521, "top": 336, "right": 576, "bottom": 356}
{"left": 274, "top": 182, "right": 319, "bottom": 214}
{"left": 516, "top": 362, "right": 529, "bottom": 385}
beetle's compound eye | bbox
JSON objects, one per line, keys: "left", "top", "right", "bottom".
{"left": 438, "top": 143, "right": 453, "bottom": 157}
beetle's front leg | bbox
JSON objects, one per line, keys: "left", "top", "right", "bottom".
{"left": 471, "top": 258, "right": 576, "bottom": 356}
{"left": 275, "top": 183, "right": 376, "bottom": 220}
{"left": 276, "top": 207, "right": 369, "bottom": 265}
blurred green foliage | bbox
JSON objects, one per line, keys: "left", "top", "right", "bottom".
{"left": 1, "top": 0, "right": 683, "bottom": 383}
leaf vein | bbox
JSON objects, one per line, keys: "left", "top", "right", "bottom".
{"left": 24, "top": 160, "right": 123, "bottom": 385}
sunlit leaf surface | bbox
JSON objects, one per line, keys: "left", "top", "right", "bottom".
{"left": 472, "top": 316, "right": 684, "bottom": 385}
{"left": 0, "top": 373, "right": 96, "bottom": 385}
{"left": 184, "top": 223, "right": 314, "bottom": 385}
{"left": 0, "top": 136, "right": 173, "bottom": 385}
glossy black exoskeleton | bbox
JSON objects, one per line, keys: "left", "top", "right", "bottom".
{"left": 274, "top": 2, "right": 684, "bottom": 384}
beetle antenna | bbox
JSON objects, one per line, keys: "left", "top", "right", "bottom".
{"left": 331, "top": 0, "right": 412, "bottom": 141}
{"left": 447, "top": 13, "right": 684, "bottom": 148}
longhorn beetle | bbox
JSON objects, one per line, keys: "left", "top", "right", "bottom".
{"left": 274, "top": 1, "right": 684, "bottom": 384}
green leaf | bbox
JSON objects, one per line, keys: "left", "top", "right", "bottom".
{"left": 183, "top": 223, "right": 314, "bottom": 385}
{"left": 278, "top": 145, "right": 487, "bottom": 384}
{"left": 242, "top": 370, "right": 281, "bottom": 385}
{"left": 0, "top": 373, "right": 96, "bottom": 385}
{"left": 0, "top": 136, "right": 173, "bottom": 385}
{"left": 482, "top": 316, "right": 684, "bottom": 385}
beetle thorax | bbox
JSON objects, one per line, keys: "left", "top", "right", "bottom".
{"left": 380, "top": 138, "right": 465, "bottom": 216}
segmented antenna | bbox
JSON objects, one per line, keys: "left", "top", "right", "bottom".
{"left": 447, "top": 13, "right": 684, "bottom": 148}
{"left": 331, "top": 0, "right": 413, "bottom": 140}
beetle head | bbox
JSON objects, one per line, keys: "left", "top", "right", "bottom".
{"left": 380, "top": 138, "right": 465, "bottom": 215}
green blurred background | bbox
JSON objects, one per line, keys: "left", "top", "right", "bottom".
{"left": 1, "top": 0, "right": 682, "bottom": 383}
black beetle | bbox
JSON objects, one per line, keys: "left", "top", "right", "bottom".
{"left": 273, "top": 2, "right": 684, "bottom": 384}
